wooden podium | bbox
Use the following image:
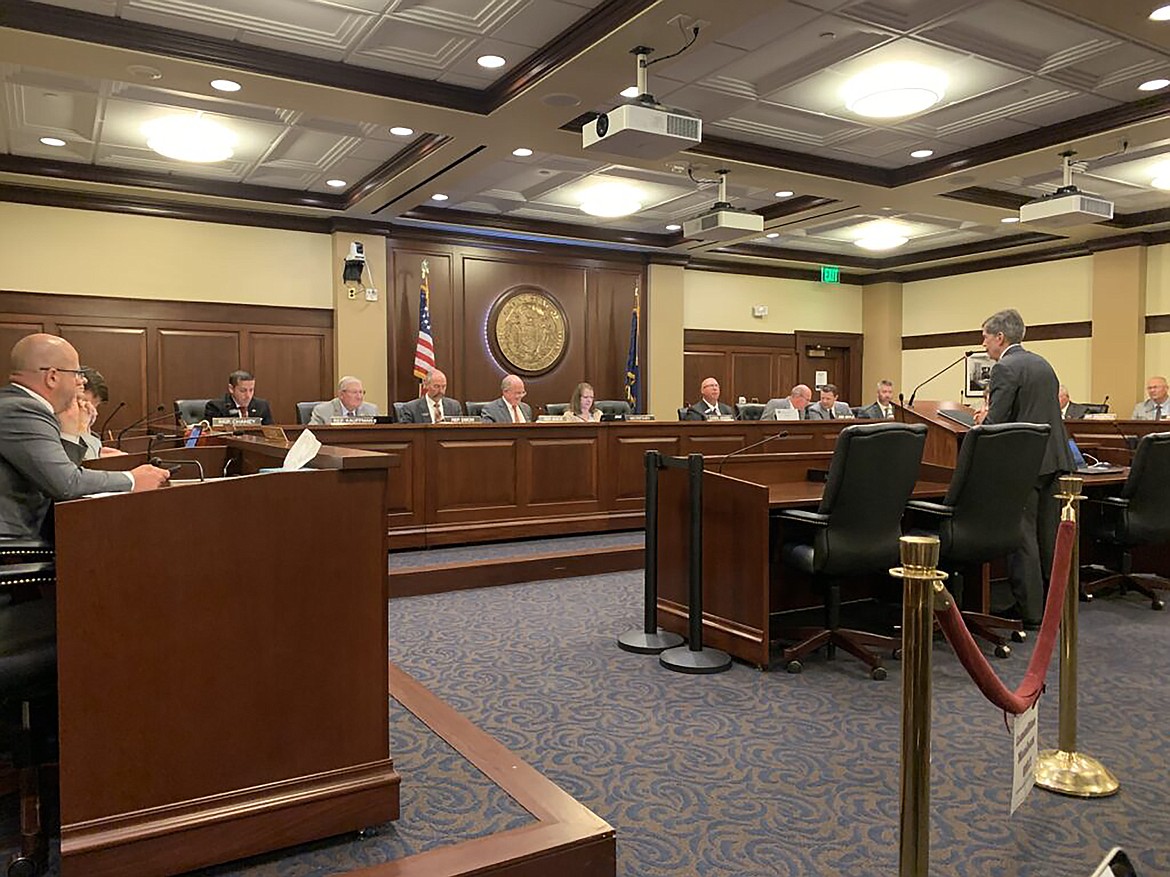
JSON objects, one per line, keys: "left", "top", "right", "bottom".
{"left": 58, "top": 439, "right": 399, "bottom": 876}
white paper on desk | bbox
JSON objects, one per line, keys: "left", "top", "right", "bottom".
{"left": 282, "top": 429, "right": 321, "bottom": 471}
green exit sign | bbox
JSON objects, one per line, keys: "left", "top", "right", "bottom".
{"left": 821, "top": 265, "right": 841, "bottom": 284}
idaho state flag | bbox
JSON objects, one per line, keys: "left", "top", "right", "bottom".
{"left": 624, "top": 288, "right": 640, "bottom": 412}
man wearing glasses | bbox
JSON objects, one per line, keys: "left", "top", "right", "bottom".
{"left": 0, "top": 334, "right": 169, "bottom": 540}
{"left": 481, "top": 374, "right": 533, "bottom": 423}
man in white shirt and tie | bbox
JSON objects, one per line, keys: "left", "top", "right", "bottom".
{"left": 400, "top": 369, "right": 464, "bottom": 423}
{"left": 684, "top": 377, "right": 735, "bottom": 420}
{"left": 858, "top": 380, "right": 897, "bottom": 419}
{"left": 309, "top": 376, "right": 379, "bottom": 424}
{"left": 1132, "top": 376, "right": 1169, "bottom": 420}
{"left": 481, "top": 374, "right": 533, "bottom": 423}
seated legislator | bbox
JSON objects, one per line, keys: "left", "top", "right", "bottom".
{"left": 761, "top": 384, "right": 812, "bottom": 420}
{"left": 310, "top": 376, "right": 379, "bottom": 424}
{"left": 1058, "top": 385, "right": 1088, "bottom": 420}
{"left": 481, "top": 374, "right": 533, "bottom": 423}
{"left": 683, "top": 377, "right": 735, "bottom": 420}
{"left": 562, "top": 382, "right": 602, "bottom": 422}
{"left": 0, "top": 334, "right": 169, "bottom": 540}
{"left": 204, "top": 369, "right": 274, "bottom": 424}
{"left": 804, "top": 384, "right": 852, "bottom": 420}
{"left": 1131, "top": 375, "right": 1168, "bottom": 420}
{"left": 857, "top": 379, "right": 897, "bottom": 419}
{"left": 400, "top": 369, "right": 462, "bottom": 423}
{"left": 59, "top": 367, "right": 126, "bottom": 461}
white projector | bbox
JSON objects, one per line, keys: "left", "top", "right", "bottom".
{"left": 582, "top": 101, "right": 701, "bottom": 160}
{"left": 1018, "top": 188, "right": 1113, "bottom": 227}
{"left": 682, "top": 207, "right": 764, "bottom": 241}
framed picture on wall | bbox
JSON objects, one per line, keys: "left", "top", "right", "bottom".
{"left": 965, "top": 352, "right": 994, "bottom": 398}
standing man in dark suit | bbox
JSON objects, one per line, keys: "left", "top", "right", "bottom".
{"left": 974, "top": 309, "right": 1074, "bottom": 628}
{"left": 400, "top": 368, "right": 463, "bottom": 423}
{"left": 481, "top": 374, "right": 533, "bottom": 423}
{"left": 683, "top": 377, "right": 735, "bottom": 420}
{"left": 204, "top": 370, "right": 274, "bottom": 424}
{"left": 0, "top": 334, "right": 169, "bottom": 540}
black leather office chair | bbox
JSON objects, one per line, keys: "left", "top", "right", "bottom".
{"left": 906, "top": 423, "right": 1050, "bottom": 656}
{"left": 466, "top": 401, "right": 490, "bottom": 418}
{"left": 296, "top": 401, "right": 323, "bottom": 424}
{"left": 545, "top": 403, "right": 569, "bottom": 416}
{"left": 595, "top": 400, "right": 631, "bottom": 417}
{"left": 1082, "top": 432, "right": 1170, "bottom": 609}
{"left": 737, "top": 403, "right": 765, "bottom": 421}
{"left": 0, "top": 540, "right": 57, "bottom": 877}
{"left": 776, "top": 422, "right": 927, "bottom": 679}
{"left": 174, "top": 399, "right": 212, "bottom": 426}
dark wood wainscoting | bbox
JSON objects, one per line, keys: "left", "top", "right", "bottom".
{"left": 0, "top": 291, "right": 333, "bottom": 431}
{"left": 387, "top": 242, "right": 644, "bottom": 412}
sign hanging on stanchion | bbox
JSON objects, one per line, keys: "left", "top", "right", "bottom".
{"left": 1010, "top": 701, "right": 1039, "bottom": 814}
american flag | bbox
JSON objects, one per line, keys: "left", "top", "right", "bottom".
{"left": 412, "top": 260, "right": 435, "bottom": 381}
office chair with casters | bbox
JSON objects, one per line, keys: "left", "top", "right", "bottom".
{"left": 906, "top": 423, "right": 1050, "bottom": 657}
{"left": 295, "top": 401, "right": 323, "bottom": 425}
{"left": 595, "top": 400, "right": 631, "bottom": 418}
{"left": 776, "top": 422, "right": 927, "bottom": 679}
{"left": 1082, "top": 432, "right": 1170, "bottom": 609}
{"left": 0, "top": 540, "right": 57, "bottom": 877}
{"left": 544, "top": 403, "right": 569, "bottom": 416}
{"left": 174, "top": 399, "right": 213, "bottom": 427}
{"left": 466, "top": 401, "right": 490, "bottom": 418}
{"left": 737, "top": 403, "right": 765, "bottom": 421}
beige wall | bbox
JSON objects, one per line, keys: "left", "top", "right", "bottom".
{"left": 683, "top": 271, "right": 863, "bottom": 333}
{"left": 333, "top": 233, "right": 389, "bottom": 410}
{"left": 0, "top": 203, "right": 332, "bottom": 308}
{"left": 646, "top": 263, "right": 685, "bottom": 421}
{"left": 1144, "top": 243, "right": 1170, "bottom": 384}
{"left": 862, "top": 281, "right": 902, "bottom": 392}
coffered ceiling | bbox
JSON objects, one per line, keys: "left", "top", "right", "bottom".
{"left": 5, "top": 0, "right": 1170, "bottom": 279}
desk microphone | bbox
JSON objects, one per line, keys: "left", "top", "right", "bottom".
{"left": 907, "top": 350, "right": 983, "bottom": 408}
{"left": 97, "top": 400, "right": 126, "bottom": 439}
{"left": 114, "top": 405, "right": 169, "bottom": 448}
{"left": 145, "top": 431, "right": 189, "bottom": 456}
{"left": 1105, "top": 415, "right": 1138, "bottom": 452}
{"left": 150, "top": 457, "right": 205, "bottom": 481}
{"left": 715, "top": 431, "right": 789, "bottom": 473}
{"left": 897, "top": 392, "right": 906, "bottom": 423}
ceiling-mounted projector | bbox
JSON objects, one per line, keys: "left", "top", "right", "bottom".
{"left": 582, "top": 47, "right": 701, "bottom": 160}
{"left": 1017, "top": 151, "right": 1113, "bottom": 227}
{"left": 680, "top": 169, "right": 763, "bottom": 240}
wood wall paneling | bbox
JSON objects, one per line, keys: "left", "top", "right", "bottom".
{"left": 528, "top": 437, "right": 599, "bottom": 505}
{"left": 157, "top": 329, "right": 242, "bottom": 416}
{"left": 731, "top": 352, "right": 773, "bottom": 403}
{"left": 0, "top": 319, "right": 48, "bottom": 375}
{"left": 683, "top": 351, "right": 727, "bottom": 410}
{"left": 56, "top": 325, "right": 148, "bottom": 435}
{"left": 250, "top": 331, "right": 332, "bottom": 424}
{"left": 682, "top": 330, "right": 801, "bottom": 408}
{"left": 430, "top": 438, "right": 518, "bottom": 514}
{"left": 613, "top": 435, "right": 680, "bottom": 502}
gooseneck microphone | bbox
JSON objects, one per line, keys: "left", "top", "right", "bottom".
{"left": 715, "top": 430, "right": 790, "bottom": 473}
{"left": 907, "top": 350, "right": 984, "bottom": 408}
{"left": 114, "top": 405, "right": 169, "bottom": 449}
{"left": 150, "top": 457, "right": 205, "bottom": 481}
{"left": 97, "top": 400, "right": 126, "bottom": 439}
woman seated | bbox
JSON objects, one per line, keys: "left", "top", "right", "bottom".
{"left": 562, "top": 381, "right": 602, "bottom": 422}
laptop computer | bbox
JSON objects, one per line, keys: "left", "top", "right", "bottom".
{"left": 1068, "top": 438, "right": 1125, "bottom": 474}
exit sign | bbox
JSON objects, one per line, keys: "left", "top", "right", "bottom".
{"left": 821, "top": 265, "right": 841, "bottom": 284}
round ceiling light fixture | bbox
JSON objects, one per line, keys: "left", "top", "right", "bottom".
{"left": 389, "top": 126, "right": 414, "bottom": 137}
{"left": 431, "top": 193, "right": 449, "bottom": 201}
{"left": 854, "top": 221, "right": 909, "bottom": 251}
{"left": 477, "top": 55, "right": 506, "bottom": 69}
{"left": 210, "top": 79, "right": 241, "bottom": 92}
{"left": 620, "top": 86, "right": 640, "bottom": 98}
{"left": 765, "top": 232, "right": 780, "bottom": 239}
{"left": 1001, "top": 216, "right": 1020, "bottom": 223}
{"left": 1139, "top": 78, "right": 1170, "bottom": 91}
{"left": 142, "top": 114, "right": 236, "bottom": 162}
{"left": 512, "top": 147, "right": 533, "bottom": 157}
{"left": 326, "top": 179, "right": 347, "bottom": 188}
{"left": 1150, "top": 5, "right": 1170, "bottom": 21}
{"left": 774, "top": 190, "right": 794, "bottom": 198}
{"left": 665, "top": 224, "right": 681, "bottom": 231}
{"left": 579, "top": 183, "right": 642, "bottom": 218}
{"left": 910, "top": 148, "right": 934, "bottom": 158}
{"left": 842, "top": 62, "right": 947, "bottom": 118}
{"left": 39, "top": 136, "right": 66, "bottom": 147}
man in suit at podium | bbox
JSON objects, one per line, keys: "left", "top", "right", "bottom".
{"left": 761, "top": 384, "right": 812, "bottom": 420}
{"left": 309, "top": 376, "right": 379, "bottom": 424}
{"left": 400, "top": 369, "right": 462, "bottom": 423}
{"left": 974, "top": 309, "right": 1074, "bottom": 628}
{"left": 0, "top": 334, "right": 169, "bottom": 540}
{"left": 204, "top": 370, "right": 274, "bottom": 424}
{"left": 858, "top": 380, "right": 897, "bottom": 419}
{"left": 683, "top": 377, "right": 735, "bottom": 420}
{"left": 481, "top": 374, "right": 533, "bottom": 423}
{"left": 1058, "top": 386, "right": 1088, "bottom": 420}
{"left": 804, "top": 384, "right": 852, "bottom": 420}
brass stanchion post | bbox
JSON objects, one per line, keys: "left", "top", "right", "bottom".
{"left": 1034, "top": 474, "right": 1119, "bottom": 797}
{"left": 889, "top": 535, "right": 949, "bottom": 877}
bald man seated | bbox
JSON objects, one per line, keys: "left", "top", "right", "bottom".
{"left": 0, "top": 334, "right": 169, "bottom": 541}
{"left": 399, "top": 369, "right": 463, "bottom": 423}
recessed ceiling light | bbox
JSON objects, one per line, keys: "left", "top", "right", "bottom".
{"left": 579, "top": 183, "right": 642, "bottom": 218}
{"left": 765, "top": 232, "right": 780, "bottom": 238}
{"left": 1152, "top": 175, "right": 1170, "bottom": 190}
{"left": 326, "top": 179, "right": 347, "bottom": 188}
{"left": 1139, "top": 78, "right": 1170, "bottom": 91}
{"left": 477, "top": 55, "right": 506, "bottom": 69}
{"left": 855, "top": 221, "right": 909, "bottom": 251}
{"left": 512, "top": 147, "right": 533, "bottom": 157}
{"left": 1001, "top": 216, "right": 1020, "bottom": 223}
{"left": 910, "top": 149, "right": 934, "bottom": 158}
{"left": 774, "top": 190, "right": 794, "bottom": 198}
{"left": 210, "top": 79, "right": 241, "bottom": 92}
{"left": 431, "top": 193, "right": 449, "bottom": 201}
{"left": 39, "top": 137, "right": 66, "bottom": 147}
{"left": 142, "top": 115, "right": 235, "bottom": 163}
{"left": 389, "top": 126, "right": 414, "bottom": 137}
{"left": 620, "top": 86, "right": 640, "bottom": 98}
{"left": 842, "top": 62, "right": 947, "bottom": 118}
{"left": 1150, "top": 5, "right": 1170, "bottom": 21}
{"left": 665, "top": 224, "right": 681, "bottom": 231}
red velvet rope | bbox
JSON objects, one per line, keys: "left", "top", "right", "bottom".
{"left": 933, "top": 519, "right": 1075, "bottom": 715}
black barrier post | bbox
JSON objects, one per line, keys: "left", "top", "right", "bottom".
{"left": 618, "top": 450, "right": 683, "bottom": 654}
{"left": 660, "top": 453, "right": 732, "bottom": 674}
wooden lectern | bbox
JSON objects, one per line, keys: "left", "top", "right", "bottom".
{"left": 57, "top": 438, "right": 398, "bottom": 876}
